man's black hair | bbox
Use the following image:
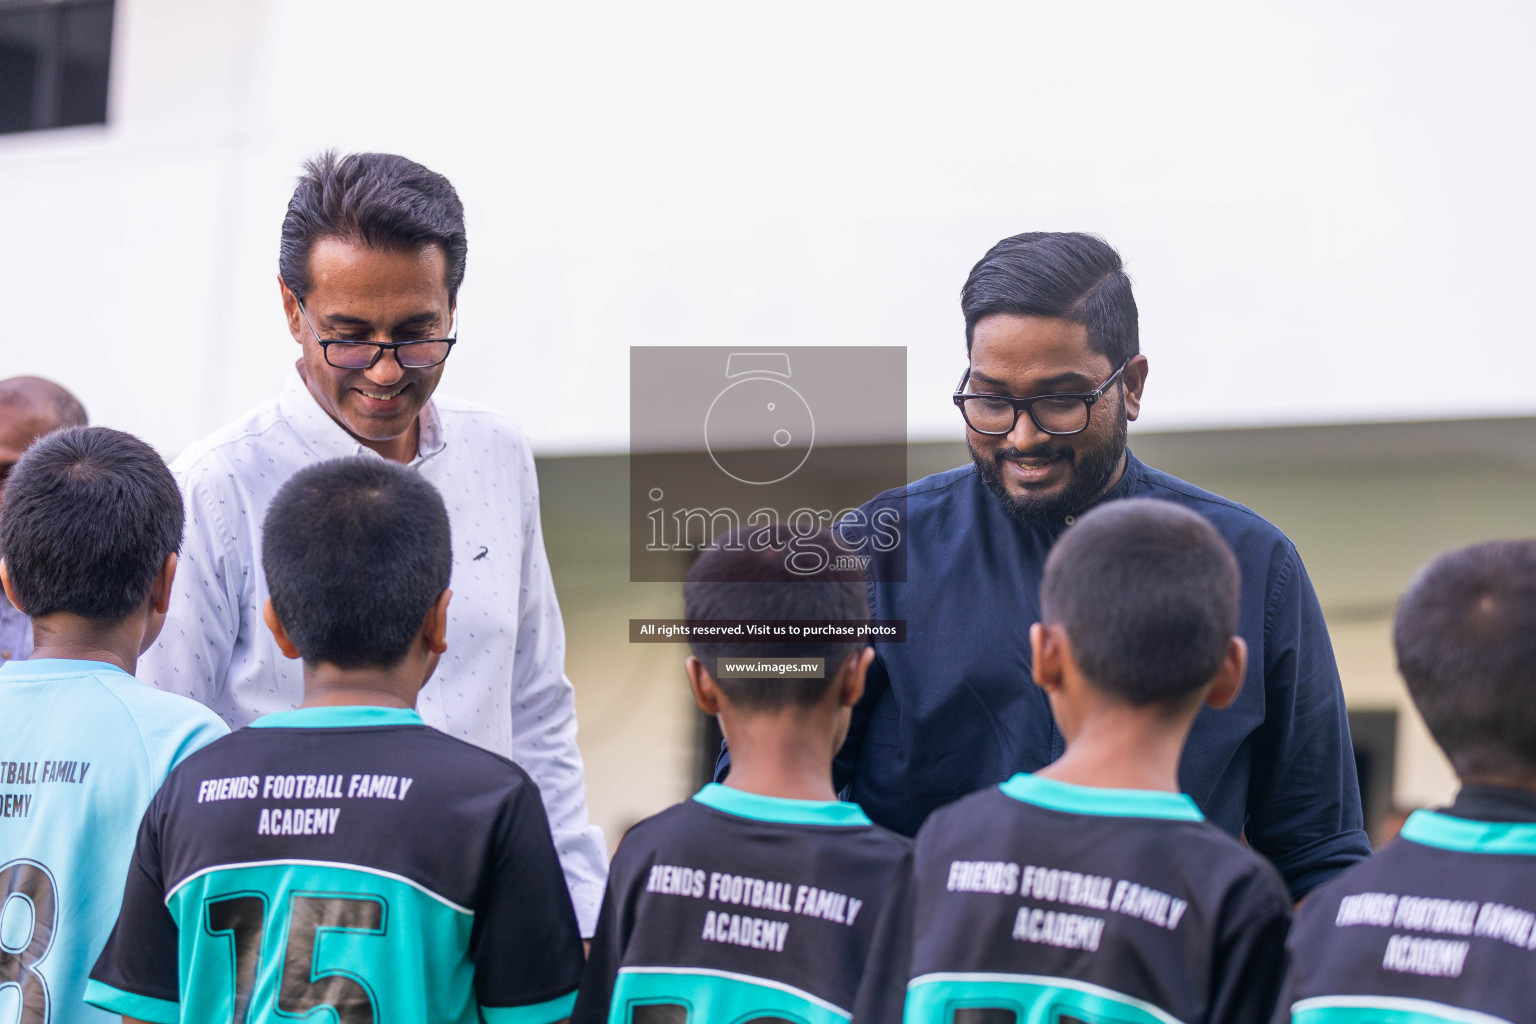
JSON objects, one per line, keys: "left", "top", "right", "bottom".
{"left": 0, "top": 427, "right": 182, "bottom": 621}
{"left": 961, "top": 232, "right": 1139, "bottom": 366}
{"left": 1040, "top": 498, "right": 1240, "bottom": 707}
{"left": 262, "top": 457, "right": 452, "bottom": 669}
{"left": 684, "top": 527, "right": 870, "bottom": 713}
{"left": 279, "top": 150, "right": 468, "bottom": 303}
{"left": 1393, "top": 539, "right": 1536, "bottom": 779}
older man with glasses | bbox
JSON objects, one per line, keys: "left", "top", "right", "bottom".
{"left": 139, "top": 151, "right": 607, "bottom": 933}
{"left": 775, "top": 231, "right": 1371, "bottom": 901}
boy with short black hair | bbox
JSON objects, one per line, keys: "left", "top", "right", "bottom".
{"left": 572, "top": 529, "right": 909, "bottom": 1024}
{"left": 87, "top": 456, "right": 583, "bottom": 1024}
{"left": 0, "top": 426, "right": 227, "bottom": 1024}
{"left": 1279, "top": 539, "right": 1536, "bottom": 1022}
{"left": 854, "top": 497, "right": 1292, "bottom": 1024}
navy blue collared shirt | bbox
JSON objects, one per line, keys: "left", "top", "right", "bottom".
{"left": 721, "top": 452, "right": 1370, "bottom": 899}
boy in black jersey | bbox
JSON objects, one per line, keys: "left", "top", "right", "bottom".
{"left": 572, "top": 528, "right": 909, "bottom": 1024}
{"left": 87, "top": 457, "right": 584, "bottom": 1024}
{"left": 855, "top": 497, "right": 1292, "bottom": 1024}
{"left": 1279, "top": 540, "right": 1536, "bottom": 1024}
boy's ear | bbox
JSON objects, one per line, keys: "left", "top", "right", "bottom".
{"left": 1205, "top": 636, "right": 1248, "bottom": 711}
{"left": 150, "top": 553, "right": 178, "bottom": 615}
{"left": 1030, "top": 622, "right": 1067, "bottom": 695}
{"left": 686, "top": 657, "right": 723, "bottom": 716}
{"left": 838, "top": 646, "right": 875, "bottom": 709}
{"left": 422, "top": 589, "right": 452, "bottom": 655}
{"left": 262, "top": 598, "right": 303, "bottom": 660}
{"left": 0, "top": 560, "right": 20, "bottom": 613}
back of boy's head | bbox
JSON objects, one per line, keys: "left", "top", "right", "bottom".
{"left": 262, "top": 457, "right": 451, "bottom": 668}
{"left": 1040, "top": 497, "right": 1241, "bottom": 708}
{"left": 683, "top": 527, "right": 870, "bottom": 713}
{"left": 0, "top": 426, "right": 182, "bottom": 621}
{"left": 1393, "top": 539, "right": 1536, "bottom": 780}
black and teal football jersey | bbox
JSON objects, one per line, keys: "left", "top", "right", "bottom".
{"left": 853, "top": 773, "right": 1293, "bottom": 1024}
{"left": 1278, "top": 786, "right": 1536, "bottom": 1024}
{"left": 572, "top": 783, "right": 909, "bottom": 1024}
{"left": 85, "top": 705, "right": 584, "bottom": 1024}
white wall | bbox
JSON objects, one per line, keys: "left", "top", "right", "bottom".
{"left": 3, "top": 0, "right": 1533, "bottom": 457}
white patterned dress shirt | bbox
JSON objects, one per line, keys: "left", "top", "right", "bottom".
{"left": 139, "top": 368, "right": 607, "bottom": 931}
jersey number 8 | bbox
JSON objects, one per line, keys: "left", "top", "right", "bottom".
{"left": 0, "top": 860, "right": 58, "bottom": 1024}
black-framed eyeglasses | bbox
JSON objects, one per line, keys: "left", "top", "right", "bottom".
{"left": 952, "top": 359, "right": 1129, "bottom": 437}
{"left": 296, "top": 298, "right": 458, "bottom": 370}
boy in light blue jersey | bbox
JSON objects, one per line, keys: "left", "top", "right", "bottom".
{"left": 0, "top": 426, "right": 228, "bottom": 1024}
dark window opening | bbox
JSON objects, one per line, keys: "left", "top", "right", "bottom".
{"left": 1349, "top": 708, "right": 1400, "bottom": 847}
{"left": 0, "top": 0, "right": 114, "bottom": 136}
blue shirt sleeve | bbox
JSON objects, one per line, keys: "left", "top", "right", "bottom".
{"left": 474, "top": 777, "right": 585, "bottom": 1016}
{"left": 833, "top": 646, "right": 890, "bottom": 797}
{"left": 1247, "top": 549, "right": 1371, "bottom": 897}
{"left": 849, "top": 846, "right": 915, "bottom": 1024}
{"left": 87, "top": 792, "right": 181, "bottom": 1020}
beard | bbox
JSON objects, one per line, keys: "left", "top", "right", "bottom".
{"left": 969, "top": 398, "right": 1129, "bottom": 526}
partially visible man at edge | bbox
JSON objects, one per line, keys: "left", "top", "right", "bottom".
{"left": 831, "top": 232, "right": 1367, "bottom": 899}
{"left": 0, "top": 376, "right": 88, "bottom": 666}
{"left": 138, "top": 151, "right": 607, "bottom": 931}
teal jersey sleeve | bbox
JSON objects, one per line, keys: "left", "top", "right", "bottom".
{"left": 571, "top": 873, "right": 624, "bottom": 1024}
{"left": 108, "top": 676, "right": 230, "bottom": 781}
{"left": 85, "top": 795, "right": 181, "bottom": 1020}
{"left": 0, "top": 658, "right": 226, "bottom": 1024}
{"left": 473, "top": 777, "right": 585, "bottom": 1019}
{"left": 849, "top": 849, "right": 916, "bottom": 1024}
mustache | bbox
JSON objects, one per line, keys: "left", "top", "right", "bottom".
{"left": 993, "top": 443, "right": 1075, "bottom": 465}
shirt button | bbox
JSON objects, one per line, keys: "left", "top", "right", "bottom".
{"left": 1063, "top": 515, "right": 1076, "bottom": 526}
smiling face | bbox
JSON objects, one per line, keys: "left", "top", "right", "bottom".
{"left": 964, "top": 314, "right": 1147, "bottom": 524}
{"left": 282, "top": 237, "right": 454, "bottom": 464}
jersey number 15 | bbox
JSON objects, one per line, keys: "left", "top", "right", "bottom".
{"left": 205, "top": 892, "right": 387, "bottom": 1024}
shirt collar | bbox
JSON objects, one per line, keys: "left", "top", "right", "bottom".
{"left": 999, "top": 772, "right": 1204, "bottom": 821}
{"left": 1105, "top": 449, "right": 1149, "bottom": 501}
{"left": 1400, "top": 808, "right": 1536, "bottom": 856}
{"left": 1069, "top": 449, "right": 1149, "bottom": 520}
{"left": 277, "top": 365, "right": 447, "bottom": 466}
{"left": 1446, "top": 784, "right": 1536, "bottom": 824}
{"left": 250, "top": 705, "right": 424, "bottom": 730}
{"left": 692, "top": 783, "right": 873, "bottom": 827}
{"left": 1008, "top": 449, "right": 1149, "bottom": 536}
{"left": 0, "top": 657, "right": 132, "bottom": 679}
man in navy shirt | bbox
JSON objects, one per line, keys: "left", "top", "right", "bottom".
{"left": 825, "top": 232, "right": 1367, "bottom": 898}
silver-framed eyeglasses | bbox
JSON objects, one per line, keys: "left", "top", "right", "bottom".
{"left": 952, "top": 359, "right": 1129, "bottom": 437}
{"left": 296, "top": 298, "right": 457, "bottom": 370}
